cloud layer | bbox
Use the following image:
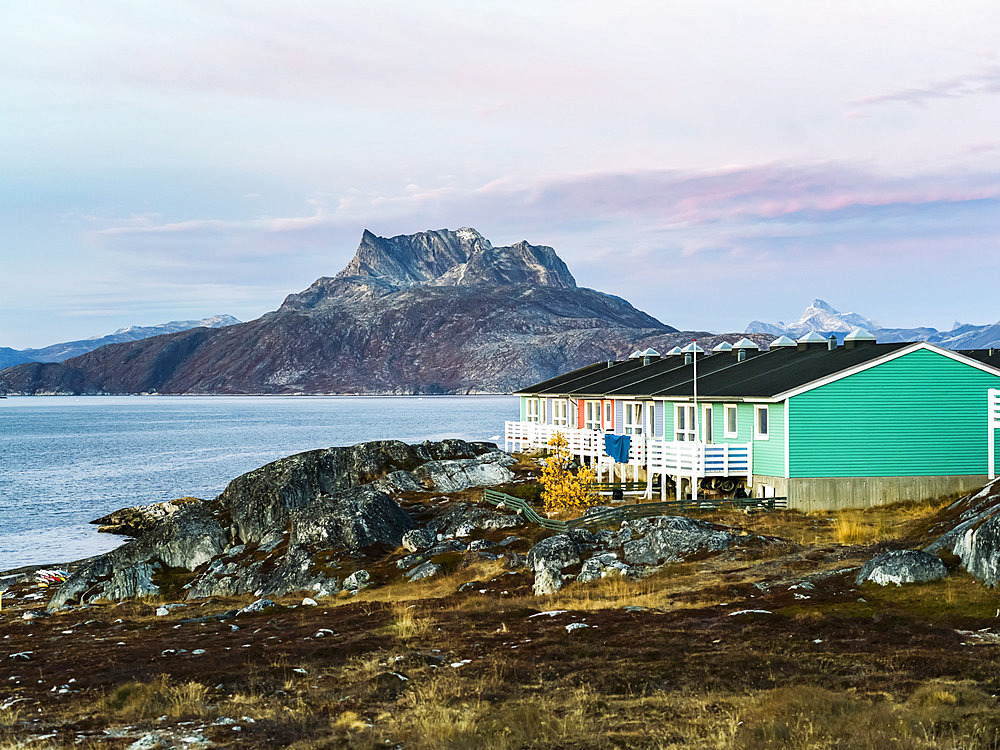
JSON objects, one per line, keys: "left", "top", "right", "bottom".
{"left": 2, "top": 2, "right": 1000, "bottom": 346}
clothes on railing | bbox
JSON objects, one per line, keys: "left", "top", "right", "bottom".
{"left": 604, "top": 434, "right": 631, "bottom": 463}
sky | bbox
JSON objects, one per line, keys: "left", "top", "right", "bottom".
{"left": 2, "top": 1, "right": 1000, "bottom": 348}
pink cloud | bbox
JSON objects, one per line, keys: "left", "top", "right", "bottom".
{"left": 852, "top": 64, "right": 1000, "bottom": 108}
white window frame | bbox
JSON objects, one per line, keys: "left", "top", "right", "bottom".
{"left": 539, "top": 398, "right": 546, "bottom": 425}
{"left": 675, "top": 403, "right": 696, "bottom": 441}
{"left": 525, "top": 398, "right": 539, "bottom": 423}
{"left": 552, "top": 399, "right": 568, "bottom": 427}
{"left": 703, "top": 404, "right": 713, "bottom": 444}
{"left": 603, "top": 400, "right": 614, "bottom": 432}
{"left": 624, "top": 402, "right": 644, "bottom": 436}
{"left": 724, "top": 404, "right": 738, "bottom": 438}
{"left": 754, "top": 404, "right": 769, "bottom": 440}
{"left": 584, "top": 400, "right": 602, "bottom": 431}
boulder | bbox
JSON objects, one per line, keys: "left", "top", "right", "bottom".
{"left": 533, "top": 565, "right": 565, "bottom": 596}
{"left": 237, "top": 598, "right": 277, "bottom": 616}
{"left": 577, "top": 553, "right": 634, "bottom": 583}
{"left": 406, "top": 562, "right": 443, "bottom": 581}
{"left": 620, "top": 516, "right": 736, "bottom": 567}
{"left": 344, "top": 569, "right": 371, "bottom": 591}
{"left": 402, "top": 529, "right": 435, "bottom": 553}
{"left": 527, "top": 534, "right": 581, "bottom": 572}
{"left": 426, "top": 501, "right": 522, "bottom": 539}
{"left": 856, "top": 550, "right": 948, "bottom": 586}
{"left": 926, "top": 479, "right": 1000, "bottom": 586}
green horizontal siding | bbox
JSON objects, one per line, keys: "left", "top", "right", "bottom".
{"left": 789, "top": 349, "right": 1000, "bottom": 478}
{"left": 752, "top": 402, "right": 785, "bottom": 477}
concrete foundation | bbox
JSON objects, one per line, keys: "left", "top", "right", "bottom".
{"left": 753, "top": 474, "right": 991, "bottom": 512}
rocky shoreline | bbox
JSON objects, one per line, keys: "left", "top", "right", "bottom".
{"left": 5, "top": 443, "right": 1000, "bottom": 747}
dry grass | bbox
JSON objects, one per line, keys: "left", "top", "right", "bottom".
{"left": 727, "top": 680, "right": 1000, "bottom": 750}
{"left": 832, "top": 515, "right": 891, "bottom": 545}
{"left": 96, "top": 675, "right": 214, "bottom": 722}
{"left": 384, "top": 663, "right": 608, "bottom": 750}
{"left": 388, "top": 601, "right": 435, "bottom": 639}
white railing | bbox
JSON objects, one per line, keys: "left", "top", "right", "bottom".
{"left": 505, "top": 421, "right": 613, "bottom": 463}
{"left": 504, "top": 420, "right": 751, "bottom": 483}
{"left": 650, "top": 440, "right": 751, "bottom": 477}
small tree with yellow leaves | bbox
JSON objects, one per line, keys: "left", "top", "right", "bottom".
{"left": 540, "top": 432, "right": 599, "bottom": 514}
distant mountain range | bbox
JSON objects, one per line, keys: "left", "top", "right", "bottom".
{"left": 0, "top": 315, "right": 242, "bottom": 370}
{"left": 0, "top": 227, "right": 757, "bottom": 396}
{"left": 747, "top": 299, "right": 1000, "bottom": 349}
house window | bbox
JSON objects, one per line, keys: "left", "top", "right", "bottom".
{"left": 703, "top": 405, "right": 713, "bottom": 443}
{"left": 553, "top": 399, "right": 568, "bottom": 427}
{"left": 675, "top": 404, "right": 696, "bottom": 441}
{"left": 584, "top": 400, "right": 602, "bottom": 431}
{"left": 525, "top": 398, "right": 539, "bottom": 423}
{"left": 603, "top": 400, "right": 614, "bottom": 431}
{"left": 539, "top": 398, "right": 547, "bottom": 424}
{"left": 724, "top": 404, "right": 738, "bottom": 438}
{"left": 754, "top": 405, "right": 769, "bottom": 440}
{"left": 624, "top": 402, "right": 644, "bottom": 435}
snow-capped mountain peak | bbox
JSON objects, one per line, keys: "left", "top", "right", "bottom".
{"left": 747, "top": 299, "right": 879, "bottom": 337}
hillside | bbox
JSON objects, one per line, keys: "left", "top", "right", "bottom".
{"left": 0, "top": 315, "right": 241, "bottom": 370}
{"left": 0, "top": 228, "right": 706, "bottom": 395}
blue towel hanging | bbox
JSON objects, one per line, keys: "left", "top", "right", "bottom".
{"left": 604, "top": 434, "right": 631, "bottom": 463}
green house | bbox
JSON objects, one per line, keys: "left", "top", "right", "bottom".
{"left": 507, "top": 331, "right": 1000, "bottom": 510}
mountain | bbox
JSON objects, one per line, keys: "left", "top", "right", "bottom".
{"left": 0, "top": 227, "right": 742, "bottom": 396}
{"left": 0, "top": 315, "right": 242, "bottom": 370}
{"left": 747, "top": 299, "right": 880, "bottom": 337}
{"left": 747, "top": 299, "right": 1000, "bottom": 349}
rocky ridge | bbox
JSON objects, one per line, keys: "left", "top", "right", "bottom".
{"left": 0, "top": 227, "right": 698, "bottom": 395}
{"left": 0, "top": 315, "right": 240, "bottom": 370}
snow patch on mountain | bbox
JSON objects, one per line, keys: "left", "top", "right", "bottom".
{"left": 747, "top": 300, "right": 1000, "bottom": 350}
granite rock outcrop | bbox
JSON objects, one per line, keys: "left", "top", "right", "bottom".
{"left": 49, "top": 440, "right": 518, "bottom": 609}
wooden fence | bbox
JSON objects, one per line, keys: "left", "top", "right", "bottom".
{"left": 481, "top": 488, "right": 787, "bottom": 532}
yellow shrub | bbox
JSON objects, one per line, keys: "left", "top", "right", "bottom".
{"left": 540, "top": 432, "right": 599, "bottom": 514}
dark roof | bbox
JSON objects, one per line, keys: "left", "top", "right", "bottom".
{"left": 514, "top": 360, "right": 618, "bottom": 395}
{"left": 518, "top": 342, "right": 926, "bottom": 400}
{"left": 650, "top": 342, "right": 910, "bottom": 398}
{"left": 518, "top": 344, "right": 1000, "bottom": 401}
{"left": 578, "top": 351, "right": 743, "bottom": 396}
{"left": 959, "top": 349, "right": 1000, "bottom": 369}
{"left": 518, "top": 358, "right": 651, "bottom": 396}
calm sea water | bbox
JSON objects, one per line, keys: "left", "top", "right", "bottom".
{"left": 0, "top": 395, "right": 517, "bottom": 571}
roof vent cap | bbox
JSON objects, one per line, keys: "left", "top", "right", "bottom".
{"left": 665, "top": 346, "right": 683, "bottom": 356}
{"left": 680, "top": 342, "right": 706, "bottom": 354}
{"left": 770, "top": 335, "right": 798, "bottom": 348}
{"left": 844, "top": 327, "right": 876, "bottom": 342}
{"left": 797, "top": 331, "right": 827, "bottom": 344}
{"left": 713, "top": 341, "right": 733, "bottom": 352}
{"left": 732, "top": 338, "right": 760, "bottom": 350}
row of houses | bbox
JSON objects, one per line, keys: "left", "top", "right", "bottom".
{"left": 506, "top": 330, "right": 1000, "bottom": 511}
